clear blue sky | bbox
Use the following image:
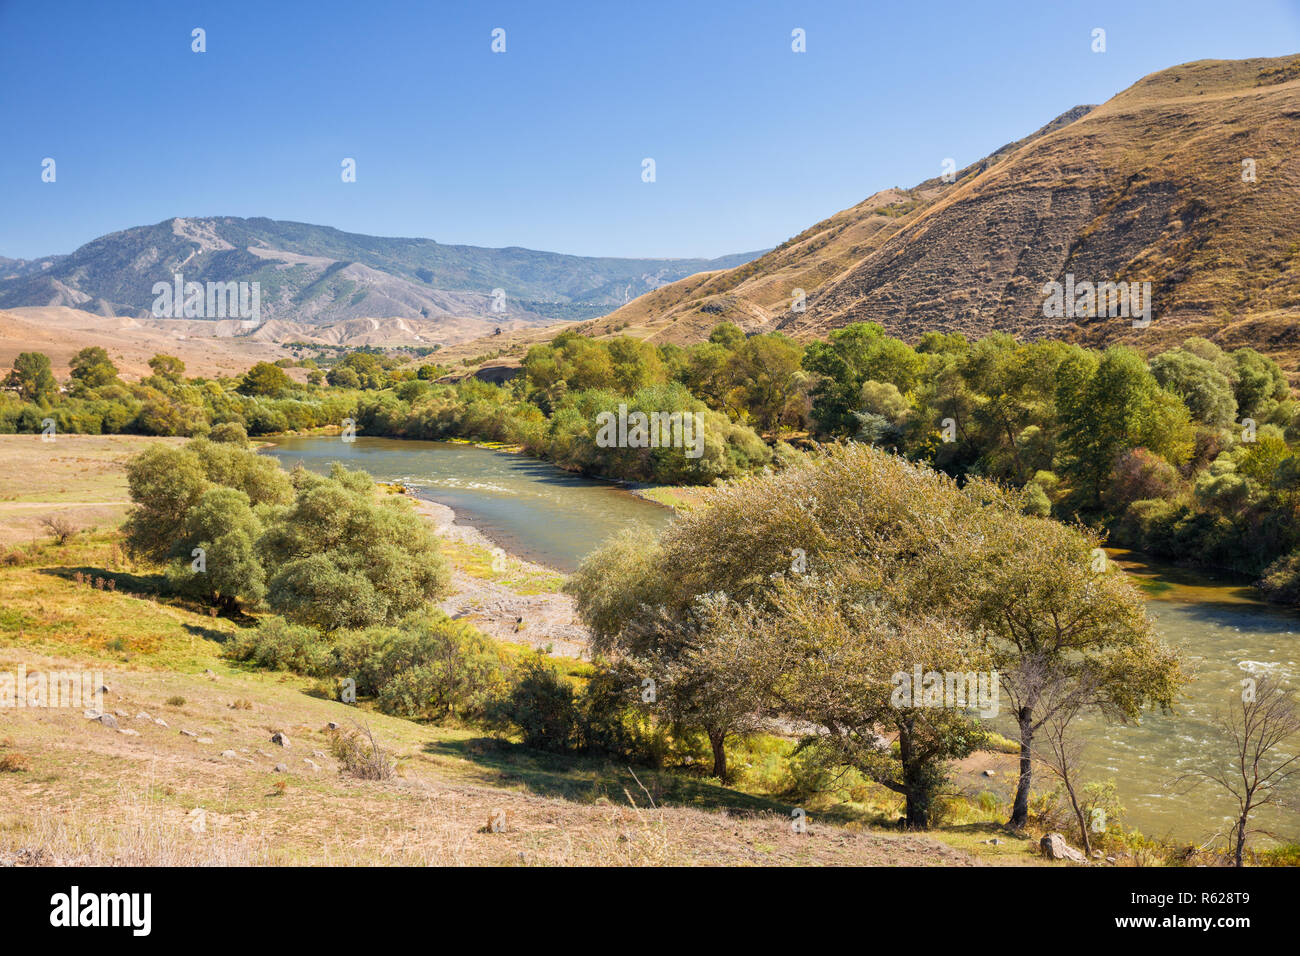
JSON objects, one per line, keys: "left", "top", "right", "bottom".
{"left": 3, "top": 0, "right": 1298, "bottom": 260}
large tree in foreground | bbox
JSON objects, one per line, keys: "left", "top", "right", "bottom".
{"left": 569, "top": 442, "right": 1185, "bottom": 827}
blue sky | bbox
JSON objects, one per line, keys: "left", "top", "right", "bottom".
{"left": 2, "top": 0, "right": 1299, "bottom": 260}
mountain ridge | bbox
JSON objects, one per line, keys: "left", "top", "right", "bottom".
{"left": 0, "top": 216, "right": 765, "bottom": 338}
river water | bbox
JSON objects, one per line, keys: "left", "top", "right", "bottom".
{"left": 262, "top": 435, "right": 1298, "bottom": 844}
{"left": 262, "top": 435, "right": 671, "bottom": 572}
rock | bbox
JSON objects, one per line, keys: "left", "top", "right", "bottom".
{"left": 83, "top": 710, "right": 101, "bottom": 720}
{"left": 179, "top": 729, "right": 198, "bottom": 738}
{"left": 197, "top": 738, "right": 214, "bottom": 745}
{"left": 154, "top": 718, "right": 169, "bottom": 728}
{"left": 95, "top": 714, "right": 118, "bottom": 729}
{"left": 1040, "top": 833, "right": 1087, "bottom": 863}
{"left": 119, "top": 728, "right": 141, "bottom": 737}
{"left": 982, "top": 769, "right": 996, "bottom": 777}
{"left": 203, "top": 669, "right": 216, "bottom": 678}
{"left": 1092, "top": 849, "right": 1104, "bottom": 859}
{"left": 326, "top": 722, "right": 340, "bottom": 731}
{"left": 270, "top": 732, "right": 290, "bottom": 748}
{"left": 135, "top": 711, "right": 151, "bottom": 721}
{"left": 273, "top": 763, "right": 288, "bottom": 773}
{"left": 303, "top": 758, "right": 320, "bottom": 772}
{"left": 220, "top": 750, "right": 238, "bottom": 758}
{"left": 97, "top": 685, "right": 110, "bottom": 695}
{"left": 1106, "top": 856, "right": 1117, "bottom": 864}
{"left": 311, "top": 750, "right": 326, "bottom": 758}
{"left": 114, "top": 709, "right": 129, "bottom": 717}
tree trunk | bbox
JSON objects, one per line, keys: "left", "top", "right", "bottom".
{"left": 1010, "top": 708, "right": 1034, "bottom": 828}
{"left": 898, "top": 718, "right": 932, "bottom": 829}
{"left": 1064, "top": 776, "right": 1092, "bottom": 855}
{"left": 1234, "top": 813, "right": 1248, "bottom": 867}
{"left": 708, "top": 728, "right": 727, "bottom": 782}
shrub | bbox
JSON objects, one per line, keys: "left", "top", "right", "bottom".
{"left": 226, "top": 617, "right": 330, "bottom": 675}
{"left": 1260, "top": 550, "right": 1300, "bottom": 604}
{"left": 0, "top": 752, "right": 32, "bottom": 772}
{"left": 328, "top": 724, "right": 395, "bottom": 780}
{"left": 488, "top": 654, "right": 578, "bottom": 752}
{"left": 573, "top": 664, "right": 660, "bottom": 761}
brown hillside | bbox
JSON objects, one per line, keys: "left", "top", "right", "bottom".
{"left": 444, "top": 55, "right": 1300, "bottom": 372}
{"left": 796, "top": 56, "right": 1300, "bottom": 359}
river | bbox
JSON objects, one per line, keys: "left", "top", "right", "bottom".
{"left": 261, "top": 435, "right": 671, "bottom": 572}
{"left": 262, "top": 435, "right": 1298, "bottom": 844}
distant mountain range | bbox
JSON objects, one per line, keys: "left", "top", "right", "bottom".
{"left": 0, "top": 217, "right": 763, "bottom": 338}
{"left": 525, "top": 54, "right": 1300, "bottom": 368}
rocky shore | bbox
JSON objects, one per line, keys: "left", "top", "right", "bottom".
{"left": 403, "top": 493, "right": 593, "bottom": 659}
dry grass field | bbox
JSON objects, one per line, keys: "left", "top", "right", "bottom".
{"left": 0, "top": 435, "right": 1045, "bottom": 866}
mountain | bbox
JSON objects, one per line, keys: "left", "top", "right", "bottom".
{"left": 0, "top": 217, "right": 763, "bottom": 342}
{"left": 508, "top": 55, "right": 1300, "bottom": 367}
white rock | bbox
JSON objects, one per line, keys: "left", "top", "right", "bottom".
{"left": 1040, "top": 833, "right": 1086, "bottom": 863}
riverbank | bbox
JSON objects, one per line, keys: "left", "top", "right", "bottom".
{"left": 400, "top": 490, "right": 592, "bottom": 659}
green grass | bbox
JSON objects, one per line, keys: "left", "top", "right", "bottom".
{"left": 438, "top": 536, "right": 565, "bottom": 594}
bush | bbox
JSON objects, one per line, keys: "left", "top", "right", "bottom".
{"left": 1260, "top": 550, "right": 1300, "bottom": 604}
{"left": 226, "top": 617, "right": 330, "bottom": 675}
{"left": 210, "top": 421, "right": 250, "bottom": 446}
{"left": 488, "top": 654, "right": 578, "bottom": 752}
{"left": 327, "top": 724, "right": 395, "bottom": 780}
{"left": 573, "top": 664, "right": 660, "bottom": 761}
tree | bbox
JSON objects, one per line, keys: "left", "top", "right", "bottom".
{"left": 326, "top": 365, "right": 361, "bottom": 388}
{"left": 1175, "top": 675, "right": 1300, "bottom": 866}
{"left": 68, "top": 346, "right": 118, "bottom": 392}
{"left": 1149, "top": 347, "right": 1238, "bottom": 427}
{"left": 707, "top": 322, "right": 745, "bottom": 350}
{"left": 123, "top": 444, "right": 210, "bottom": 560}
{"left": 1056, "top": 347, "right": 1193, "bottom": 510}
{"left": 1028, "top": 664, "right": 1108, "bottom": 854}
{"left": 705, "top": 578, "right": 990, "bottom": 825}
{"left": 123, "top": 439, "right": 291, "bottom": 560}
{"left": 4, "top": 351, "right": 57, "bottom": 403}
{"left": 167, "top": 487, "right": 266, "bottom": 610}
{"left": 1232, "top": 348, "right": 1289, "bottom": 421}
{"left": 238, "top": 361, "right": 292, "bottom": 396}
{"left": 726, "top": 333, "right": 806, "bottom": 433}
{"left": 147, "top": 353, "right": 186, "bottom": 384}
{"left": 941, "top": 501, "right": 1186, "bottom": 829}
{"left": 260, "top": 465, "right": 449, "bottom": 630}
{"left": 803, "top": 323, "right": 922, "bottom": 435}
{"left": 570, "top": 443, "right": 1000, "bottom": 793}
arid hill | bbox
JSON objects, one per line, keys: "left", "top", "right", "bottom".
{"left": 448, "top": 55, "right": 1300, "bottom": 370}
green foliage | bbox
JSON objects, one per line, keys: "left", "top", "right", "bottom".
{"left": 238, "top": 362, "right": 293, "bottom": 396}
{"left": 259, "top": 464, "right": 449, "bottom": 629}
{"left": 124, "top": 439, "right": 445, "bottom": 623}
{"left": 4, "top": 352, "right": 57, "bottom": 403}
{"left": 488, "top": 654, "right": 579, "bottom": 752}
{"left": 228, "top": 617, "right": 331, "bottom": 674}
